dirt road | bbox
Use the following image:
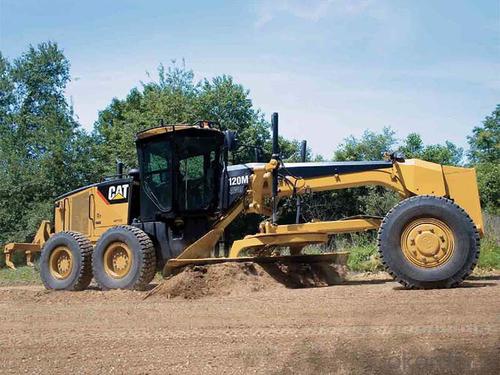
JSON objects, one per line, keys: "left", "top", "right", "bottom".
{"left": 0, "top": 275, "right": 499, "bottom": 374}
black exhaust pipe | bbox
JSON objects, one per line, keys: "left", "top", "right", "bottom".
{"left": 116, "top": 161, "right": 124, "bottom": 179}
{"left": 271, "top": 112, "right": 279, "bottom": 159}
{"left": 271, "top": 113, "right": 279, "bottom": 223}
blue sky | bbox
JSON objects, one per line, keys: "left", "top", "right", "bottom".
{"left": 1, "top": 0, "right": 498, "bottom": 157}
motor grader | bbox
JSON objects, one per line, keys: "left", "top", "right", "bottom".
{"left": 4, "top": 113, "right": 483, "bottom": 290}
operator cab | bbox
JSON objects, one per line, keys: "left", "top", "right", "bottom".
{"left": 134, "top": 125, "right": 225, "bottom": 221}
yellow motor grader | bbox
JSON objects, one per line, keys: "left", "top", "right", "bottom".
{"left": 4, "top": 113, "right": 483, "bottom": 290}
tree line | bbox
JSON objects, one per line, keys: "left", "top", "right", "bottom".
{"left": 0, "top": 42, "right": 498, "bottom": 259}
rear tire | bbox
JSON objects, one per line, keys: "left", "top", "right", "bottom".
{"left": 92, "top": 225, "right": 156, "bottom": 290}
{"left": 40, "top": 231, "right": 93, "bottom": 291}
{"left": 378, "top": 195, "right": 480, "bottom": 289}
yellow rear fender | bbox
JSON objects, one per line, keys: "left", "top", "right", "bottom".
{"left": 396, "top": 160, "right": 483, "bottom": 235}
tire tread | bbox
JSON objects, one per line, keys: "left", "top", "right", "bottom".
{"left": 93, "top": 225, "right": 156, "bottom": 290}
{"left": 377, "top": 195, "right": 480, "bottom": 289}
{"left": 40, "top": 231, "right": 93, "bottom": 291}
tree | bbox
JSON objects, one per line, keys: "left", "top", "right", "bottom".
{"left": 468, "top": 105, "right": 500, "bottom": 212}
{"left": 93, "top": 62, "right": 301, "bottom": 174}
{"left": 334, "top": 127, "right": 397, "bottom": 161}
{"left": 399, "top": 133, "right": 463, "bottom": 166}
{"left": 0, "top": 43, "right": 94, "bottom": 253}
{"left": 475, "top": 163, "right": 499, "bottom": 214}
{"left": 468, "top": 105, "right": 499, "bottom": 164}
{"left": 310, "top": 127, "right": 464, "bottom": 223}
{"left": 0, "top": 54, "right": 15, "bottom": 126}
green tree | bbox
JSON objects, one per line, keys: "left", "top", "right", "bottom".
{"left": 0, "top": 43, "right": 94, "bottom": 254}
{"left": 93, "top": 62, "right": 301, "bottom": 174}
{"left": 334, "top": 127, "right": 397, "bottom": 161}
{"left": 475, "top": 163, "right": 499, "bottom": 214}
{"left": 468, "top": 105, "right": 500, "bottom": 212}
{"left": 468, "top": 105, "right": 499, "bottom": 164}
{"left": 0, "top": 54, "right": 15, "bottom": 125}
{"left": 399, "top": 133, "right": 463, "bottom": 165}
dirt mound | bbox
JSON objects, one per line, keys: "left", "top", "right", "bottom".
{"left": 148, "top": 261, "right": 347, "bottom": 299}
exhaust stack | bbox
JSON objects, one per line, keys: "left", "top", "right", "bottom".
{"left": 271, "top": 113, "right": 279, "bottom": 224}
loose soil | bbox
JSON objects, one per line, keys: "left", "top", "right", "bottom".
{"left": 0, "top": 271, "right": 498, "bottom": 374}
{"left": 149, "top": 262, "right": 347, "bottom": 299}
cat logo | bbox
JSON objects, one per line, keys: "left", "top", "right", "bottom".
{"left": 108, "top": 184, "right": 129, "bottom": 201}
{"left": 97, "top": 183, "right": 130, "bottom": 205}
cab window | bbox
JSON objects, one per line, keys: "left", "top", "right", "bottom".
{"left": 176, "top": 137, "right": 219, "bottom": 211}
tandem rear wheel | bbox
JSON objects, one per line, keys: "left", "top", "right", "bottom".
{"left": 40, "top": 231, "right": 93, "bottom": 291}
{"left": 92, "top": 225, "right": 157, "bottom": 290}
{"left": 378, "top": 195, "right": 480, "bottom": 289}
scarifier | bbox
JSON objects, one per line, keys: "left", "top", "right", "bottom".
{"left": 4, "top": 113, "right": 484, "bottom": 290}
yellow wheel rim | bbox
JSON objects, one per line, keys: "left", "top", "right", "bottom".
{"left": 103, "top": 242, "right": 133, "bottom": 279}
{"left": 49, "top": 246, "right": 73, "bottom": 280}
{"left": 401, "top": 218, "right": 455, "bottom": 268}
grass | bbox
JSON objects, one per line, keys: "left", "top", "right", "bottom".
{"left": 477, "top": 239, "right": 500, "bottom": 269}
{"left": 477, "top": 214, "right": 500, "bottom": 270}
{"left": 340, "top": 213, "right": 500, "bottom": 272}
{"left": 342, "top": 236, "right": 500, "bottom": 273}
{"left": 329, "top": 233, "right": 383, "bottom": 272}
{"left": 346, "top": 243, "right": 381, "bottom": 272}
{"left": 304, "top": 234, "right": 383, "bottom": 272}
{"left": 0, "top": 265, "right": 41, "bottom": 286}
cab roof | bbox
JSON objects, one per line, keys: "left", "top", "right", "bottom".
{"left": 136, "top": 122, "right": 223, "bottom": 140}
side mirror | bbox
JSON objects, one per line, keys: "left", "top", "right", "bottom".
{"left": 224, "top": 130, "right": 239, "bottom": 152}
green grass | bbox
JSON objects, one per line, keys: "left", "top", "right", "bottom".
{"left": 477, "top": 237, "right": 500, "bottom": 269}
{"left": 0, "top": 266, "right": 41, "bottom": 286}
{"left": 329, "top": 232, "right": 383, "bottom": 272}
{"left": 477, "top": 214, "right": 500, "bottom": 270}
{"left": 346, "top": 243, "right": 381, "bottom": 272}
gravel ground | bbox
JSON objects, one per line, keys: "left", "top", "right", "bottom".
{"left": 0, "top": 274, "right": 499, "bottom": 374}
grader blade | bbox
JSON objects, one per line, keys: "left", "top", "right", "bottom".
{"left": 162, "top": 218, "right": 375, "bottom": 278}
{"left": 163, "top": 252, "right": 349, "bottom": 277}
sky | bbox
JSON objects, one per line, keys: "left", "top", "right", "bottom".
{"left": 0, "top": 0, "right": 498, "bottom": 157}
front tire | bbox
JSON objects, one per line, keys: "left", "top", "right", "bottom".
{"left": 378, "top": 195, "right": 480, "bottom": 289}
{"left": 40, "top": 231, "right": 93, "bottom": 291}
{"left": 92, "top": 225, "right": 156, "bottom": 290}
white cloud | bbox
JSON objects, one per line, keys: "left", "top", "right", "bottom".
{"left": 254, "top": 0, "right": 373, "bottom": 28}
